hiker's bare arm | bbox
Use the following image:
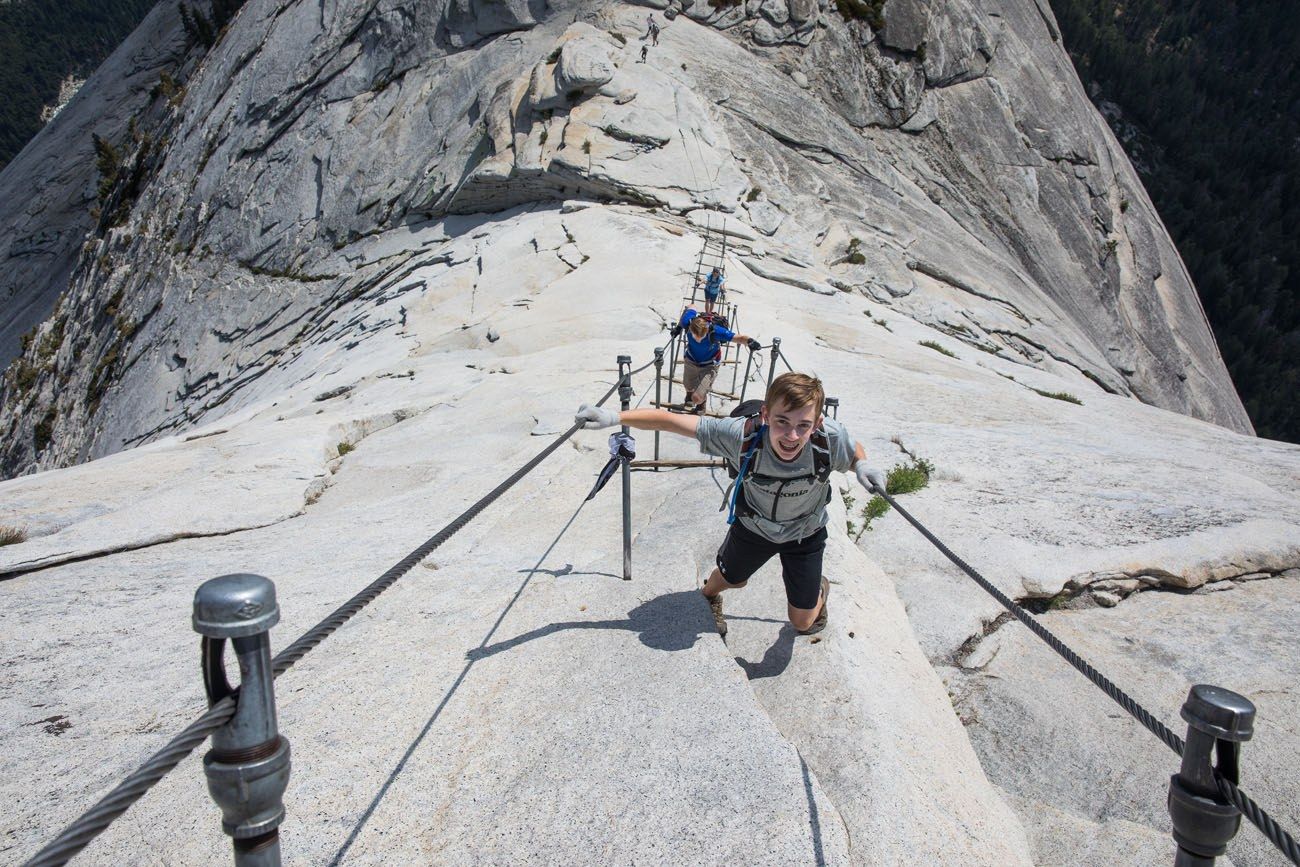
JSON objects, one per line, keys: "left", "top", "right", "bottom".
{"left": 619, "top": 408, "right": 701, "bottom": 437}
{"left": 849, "top": 440, "right": 867, "bottom": 468}
{"left": 731, "top": 333, "right": 752, "bottom": 345}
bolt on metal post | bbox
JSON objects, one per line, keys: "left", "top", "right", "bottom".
{"left": 653, "top": 347, "right": 664, "bottom": 466}
{"left": 1167, "top": 684, "right": 1255, "bottom": 867}
{"left": 768, "top": 337, "right": 782, "bottom": 388}
{"left": 825, "top": 397, "right": 839, "bottom": 419}
{"left": 193, "top": 574, "right": 291, "bottom": 867}
{"left": 618, "top": 356, "right": 634, "bottom": 580}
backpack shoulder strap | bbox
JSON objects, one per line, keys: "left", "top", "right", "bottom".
{"left": 810, "top": 426, "right": 832, "bottom": 483}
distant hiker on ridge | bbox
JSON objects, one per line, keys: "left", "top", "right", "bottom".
{"left": 671, "top": 307, "right": 758, "bottom": 414}
{"left": 575, "top": 372, "right": 885, "bottom": 637}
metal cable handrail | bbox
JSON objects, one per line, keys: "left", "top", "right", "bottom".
{"left": 23, "top": 360, "right": 647, "bottom": 867}
{"left": 875, "top": 488, "right": 1300, "bottom": 865}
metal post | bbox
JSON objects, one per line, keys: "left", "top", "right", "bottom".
{"left": 666, "top": 334, "right": 679, "bottom": 409}
{"left": 194, "top": 574, "right": 291, "bottom": 867}
{"left": 1167, "top": 684, "right": 1255, "bottom": 867}
{"left": 768, "top": 336, "right": 782, "bottom": 389}
{"left": 739, "top": 344, "right": 755, "bottom": 404}
{"left": 729, "top": 306, "right": 740, "bottom": 395}
{"left": 653, "top": 347, "right": 664, "bottom": 466}
{"left": 825, "top": 397, "right": 839, "bottom": 420}
{"left": 618, "top": 355, "right": 634, "bottom": 580}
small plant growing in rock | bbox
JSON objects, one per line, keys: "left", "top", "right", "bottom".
{"left": 919, "top": 339, "right": 956, "bottom": 358}
{"left": 845, "top": 237, "right": 866, "bottom": 265}
{"left": 539, "top": 128, "right": 549, "bottom": 146}
{"left": 746, "top": 187, "right": 762, "bottom": 202}
{"left": 1119, "top": 198, "right": 1130, "bottom": 213}
{"left": 1033, "top": 389, "right": 1083, "bottom": 405}
{"left": 337, "top": 442, "right": 354, "bottom": 456}
{"left": 0, "top": 526, "right": 26, "bottom": 546}
{"left": 874, "top": 318, "right": 891, "bottom": 331}
{"left": 582, "top": 140, "right": 592, "bottom": 154}
{"left": 1103, "top": 238, "right": 1119, "bottom": 259}
{"left": 853, "top": 455, "right": 935, "bottom": 540}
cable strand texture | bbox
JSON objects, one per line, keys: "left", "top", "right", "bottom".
{"left": 24, "top": 363, "right": 639, "bottom": 867}
{"left": 879, "top": 491, "right": 1299, "bottom": 865}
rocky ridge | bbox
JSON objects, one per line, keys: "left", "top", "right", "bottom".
{"left": 0, "top": 0, "right": 1296, "bottom": 864}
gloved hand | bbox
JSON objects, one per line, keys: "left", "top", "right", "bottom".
{"left": 856, "top": 464, "right": 887, "bottom": 495}
{"left": 575, "top": 404, "right": 621, "bottom": 430}
{"left": 670, "top": 323, "right": 683, "bottom": 338}
{"left": 746, "top": 338, "right": 761, "bottom": 352}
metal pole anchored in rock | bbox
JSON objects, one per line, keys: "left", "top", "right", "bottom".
{"left": 825, "top": 397, "right": 839, "bottom": 419}
{"left": 193, "top": 574, "right": 291, "bottom": 867}
{"left": 1167, "top": 684, "right": 1255, "bottom": 867}
{"left": 653, "top": 347, "right": 664, "bottom": 467}
{"left": 729, "top": 305, "right": 741, "bottom": 395}
{"left": 739, "top": 343, "right": 755, "bottom": 404}
{"left": 666, "top": 334, "right": 679, "bottom": 409}
{"left": 618, "top": 356, "right": 634, "bottom": 580}
{"left": 768, "top": 336, "right": 782, "bottom": 388}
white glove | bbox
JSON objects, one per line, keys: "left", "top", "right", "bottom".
{"left": 575, "top": 403, "right": 621, "bottom": 430}
{"left": 856, "top": 464, "right": 887, "bottom": 495}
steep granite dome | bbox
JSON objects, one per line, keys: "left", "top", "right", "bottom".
{"left": 0, "top": 0, "right": 1254, "bottom": 478}
{"left": 1, "top": 0, "right": 1297, "bottom": 865}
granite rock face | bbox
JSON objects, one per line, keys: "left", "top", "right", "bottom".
{"left": 0, "top": 2, "right": 1295, "bottom": 864}
{"left": 0, "top": 0, "right": 1254, "bottom": 479}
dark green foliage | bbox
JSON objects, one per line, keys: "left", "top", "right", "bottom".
{"left": 886, "top": 456, "right": 934, "bottom": 496}
{"left": 918, "top": 339, "right": 956, "bottom": 358}
{"left": 1033, "top": 389, "right": 1083, "bottom": 405}
{"left": 34, "top": 408, "right": 56, "bottom": 453}
{"left": 708, "top": 0, "right": 742, "bottom": 8}
{"left": 1049, "top": 0, "right": 1300, "bottom": 442}
{"left": 833, "top": 0, "right": 885, "bottom": 30}
{"left": 92, "top": 133, "right": 120, "bottom": 202}
{"left": 0, "top": 0, "right": 157, "bottom": 172}
{"left": 845, "top": 237, "right": 866, "bottom": 265}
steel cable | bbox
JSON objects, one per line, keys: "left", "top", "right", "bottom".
{"left": 877, "top": 489, "right": 1300, "bottom": 865}
{"left": 24, "top": 367, "right": 635, "bottom": 867}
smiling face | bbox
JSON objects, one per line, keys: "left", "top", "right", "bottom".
{"left": 761, "top": 398, "right": 821, "bottom": 462}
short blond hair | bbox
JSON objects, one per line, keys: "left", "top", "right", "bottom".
{"left": 765, "top": 372, "right": 824, "bottom": 414}
{"left": 689, "top": 316, "right": 709, "bottom": 339}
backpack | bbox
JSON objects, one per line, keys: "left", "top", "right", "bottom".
{"left": 722, "top": 399, "right": 832, "bottom": 524}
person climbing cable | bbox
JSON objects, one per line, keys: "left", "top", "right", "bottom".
{"left": 703, "top": 266, "right": 724, "bottom": 315}
{"left": 574, "top": 372, "right": 886, "bottom": 638}
{"left": 671, "top": 307, "right": 758, "bottom": 414}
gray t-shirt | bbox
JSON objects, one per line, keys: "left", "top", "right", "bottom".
{"left": 696, "top": 415, "right": 857, "bottom": 543}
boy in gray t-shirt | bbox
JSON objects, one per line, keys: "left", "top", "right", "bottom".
{"left": 576, "top": 372, "right": 885, "bottom": 636}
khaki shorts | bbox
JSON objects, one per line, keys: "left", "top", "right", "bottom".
{"left": 683, "top": 358, "right": 719, "bottom": 402}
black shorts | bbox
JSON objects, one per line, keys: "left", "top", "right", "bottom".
{"left": 715, "top": 522, "right": 827, "bottom": 610}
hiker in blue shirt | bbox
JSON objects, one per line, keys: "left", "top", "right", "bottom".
{"left": 671, "top": 308, "right": 759, "bottom": 414}
{"left": 702, "top": 267, "right": 724, "bottom": 315}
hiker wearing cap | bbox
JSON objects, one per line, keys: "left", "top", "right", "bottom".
{"left": 671, "top": 307, "right": 758, "bottom": 414}
{"left": 575, "top": 372, "right": 886, "bottom": 637}
{"left": 703, "top": 266, "right": 724, "bottom": 315}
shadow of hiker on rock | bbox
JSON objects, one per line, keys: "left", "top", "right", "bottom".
{"left": 734, "top": 624, "right": 797, "bottom": 680}
{"left": 468, "top": 589, "right": 716, "bottom": 660}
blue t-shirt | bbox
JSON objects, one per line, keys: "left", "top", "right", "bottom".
{"left": 705, "top": 273, "right": 724, "bottom": 297}
{"left": 680, "top": 309, "right": 735, "bottom": 365}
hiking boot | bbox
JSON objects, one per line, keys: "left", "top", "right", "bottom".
{"left": 799, "top": 577, "right": 830, "bottom": 635}
{"left": 702, "top": 589, "right": 728, "bottom": 638}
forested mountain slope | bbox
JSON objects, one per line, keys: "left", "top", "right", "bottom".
{"left": 1049, "top": 0, "right": 1300, "bottom": 443}
{"left": 0, "top": 0, "right": 158, "bottom": 172}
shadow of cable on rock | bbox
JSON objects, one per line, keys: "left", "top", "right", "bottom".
{"left": 328, "top": 498, "right": 718, "bottom": 864}
{"left": 329, "top": 497, "right": 595, "bottom": 865}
